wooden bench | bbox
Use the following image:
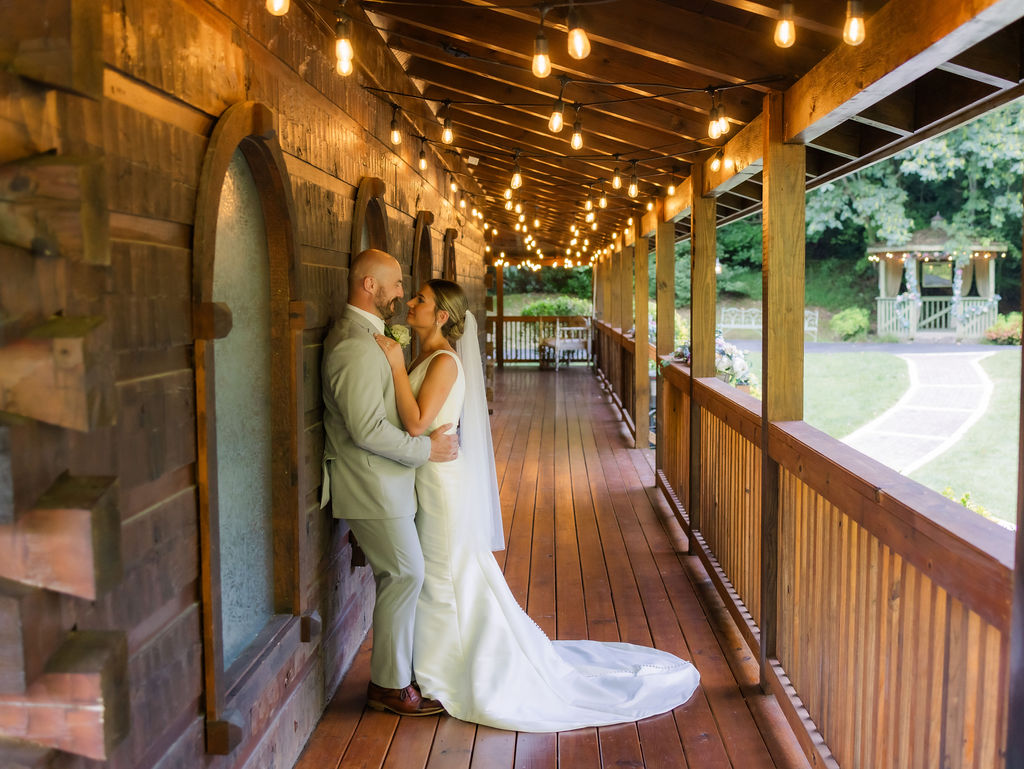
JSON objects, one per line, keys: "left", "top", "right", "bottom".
{"left": 717, "top": 306, "right": 819, "bottom": 341}
{"left": 539, "top": 319, "right": 591, "bottom": 370}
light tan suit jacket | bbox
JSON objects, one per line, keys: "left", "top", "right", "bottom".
{"left": 320, "top": 307, "right": 430, "bottom": 519}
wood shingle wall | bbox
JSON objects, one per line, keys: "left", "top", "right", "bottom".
{"left": 0, "top": 1, "right": 486, "bottom": 766}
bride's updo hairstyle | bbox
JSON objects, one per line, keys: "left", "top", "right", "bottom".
{"left": 426, "top": 279, "right": 468, "bottom": 342}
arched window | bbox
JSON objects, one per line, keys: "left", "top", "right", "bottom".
{"left": 351, "top": 176, "right": 389, "bottom": 255}
{"left": 192, "top": 102, "right": 305, "bottom": 754}
{"left": 412, "top": 211, "right": 434, "bottom": 289}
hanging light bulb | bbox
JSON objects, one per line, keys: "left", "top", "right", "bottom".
{"left": 441, "top": 117, "right": 454, "bottom": 145}
{"left": 646, "top": 200, "right": 654, "bottom": 211}
{"left": 534, "top": 217, "right": 541, "bottom": 228}
{"left": 505, "top": 199, "right": 514, "bottom": 211}
{"left": 510, "top": 150, "right": 523, "bottom": 189}
{"left": 708, "top": 101, "right": 721, "bottom": 140}
{"left": 667, "top": 180, "right": 676, "bottom": 196}
{"left": 585, "top": 211, "right": 595, "bottom": 223}
{"left": 518, "top": 213, "right": 526, "bottom": 223}
{"left": 515, "top": 201, "right": 523, "bottom": 214}
{"left": 390, "top": 105, "right": 402, "bottom": 145}
{"left": 450, "top": 178, "right": 458, "bottom": 193}
{"left": 334, "top": 12, "right": 354, "bottom": 75}
{"left": 612, "top": 156, "right": 622, "bottom": 189}
{"left": 774, "top": 1, "right": 796, "bottom": 48}
{"left": 459, "top": 197, "right": 466, "bottom": 209}
{"left": 515, "top": 222, "right": 521, "bottom": 231}
{"left": 548, "top": 99, "right": 565, "bottom": 133}
{"left": 471, "top": 205, "right": 478, "bottom": 217}
{"left": 711, "top": 150, "right": 723, "bottom": 173}
{"left": 266, "top": 0, "right": 289, "bottom": 15}
{"left": 598, "top": 185, "right": 607, "bottom": 208}
{"left": 504, "top": 187, "right": 513, "bottom": 200}
{"left": 716, "top": 95, "right": 730, "bottom": 136}
{"left": 570, "top": 112, "right": 583, "bottom": 150}
{"left": 843, "top": 0, "right": 865, "bottom": 45}
{"left": 628, "top": 161, "right": 638, "bottom": 198}
{"left": 591, "top": 221, "right": 598, "bottom": 230}
{"left": 418, "top": 137, "right": 427, "bottom": 171}
{"left": 567, "top": 6, "right": 591, "bottom": 60}
{"left": 532, "top": 25, "right": 552, "bottom": 78}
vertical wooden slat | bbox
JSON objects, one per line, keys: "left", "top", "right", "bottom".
{"left": 1008, "top": 172, "right": 1024, "bottom": 769}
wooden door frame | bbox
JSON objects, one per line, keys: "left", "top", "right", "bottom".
{"left": 191, "top": 101, "right": 306, "bottom": 754}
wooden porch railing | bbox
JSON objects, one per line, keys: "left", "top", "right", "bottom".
{"left": 485, "top": 315, "right": 591, "bottom": 365}
{"left": 594, "top": 321, "right": 1013, "bottom": 769}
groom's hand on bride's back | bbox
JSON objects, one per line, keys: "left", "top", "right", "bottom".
{"left": 428, "top": 423, "right": 458, "bottom": 462}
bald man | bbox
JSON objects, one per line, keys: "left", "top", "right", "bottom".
{"left": 320, "top": 248, "right": 456, "bottom": 716}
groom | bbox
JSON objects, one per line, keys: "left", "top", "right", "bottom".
{"left": 320, "top": 248, "right": 456, "bottom": 716}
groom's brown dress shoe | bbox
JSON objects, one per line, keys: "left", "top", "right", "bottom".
{"left": 367, "top": 682, "right": 445, "bottom": 716}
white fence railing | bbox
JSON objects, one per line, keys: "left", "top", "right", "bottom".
{"left": 717, "top": 307, "right": 819, "bottom": 341}
{"left": 876, "top": 296, "right": 997, "bottom": 339}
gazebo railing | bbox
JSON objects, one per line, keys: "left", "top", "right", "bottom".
{"left": 876, "top": 296, "right": 997, "bottom": 338}
{"left": 595, "top": 321, "right": 1013, "bottom": 769}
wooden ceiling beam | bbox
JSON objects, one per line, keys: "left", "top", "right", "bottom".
{"left": 785, "top": 0, "right": 1024, "bottom": 143}
{"left": 938, "top": 25, "right": 1022, "bottom": 89}
{"left": 368, "top": 7, "right": 765, "bottom": 122}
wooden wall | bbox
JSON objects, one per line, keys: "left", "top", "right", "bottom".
{"left": 0, "top": 1, "right": 487, "bottom": 767}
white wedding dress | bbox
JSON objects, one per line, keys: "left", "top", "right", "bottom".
{"left": 408, "top": 349, "right": 700, "bottom": 732}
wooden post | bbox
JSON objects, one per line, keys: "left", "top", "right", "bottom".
{"left": 760, "top": 91, "right": 806, "bottom": 689}
{"left": 634, "top": 236, "right": 650, "bottom": 448}
{"left": 621, "top": 242, "right": 635, "bottom": 406}
{"left": 1008, "top": 177, "right": 1024, "bottom": 769}
{"left": 690, "top": 164, "right": 716, "bottom": 532}
{"left": 609, "top": 247, "right": 622, "bottom": 330}
{"left": 655, "top": 219, "right": 675, "bottom": 474}
{"left": 496, "top": 263, "right": 504, "bottom": 368}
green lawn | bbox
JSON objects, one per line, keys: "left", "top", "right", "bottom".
{"left": 909, "top": 349, "right": 1020, "bottom": 524}
{"left": 744, "top": 351, "right": 911, "bottom": 437}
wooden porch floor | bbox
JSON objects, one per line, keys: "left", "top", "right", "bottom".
{"left": 295, "top": 367, "right": 810, "bottom": 769}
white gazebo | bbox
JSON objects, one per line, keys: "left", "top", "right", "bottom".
{"left": 872, "top": 215, "right": 1007, "bottom": 339}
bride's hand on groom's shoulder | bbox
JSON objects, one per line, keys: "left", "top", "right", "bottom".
{"left": 373, "top": 333, "right": 405, "bottom": 369}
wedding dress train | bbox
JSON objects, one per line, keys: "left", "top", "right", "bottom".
{"left": 408, "top": 350, "right": 700, "bottom": 732}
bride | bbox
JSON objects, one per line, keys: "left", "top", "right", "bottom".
{"left": 373, "top": 279, "right": 699, "bottom": 732}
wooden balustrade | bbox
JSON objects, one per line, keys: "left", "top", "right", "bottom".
{"left": 596, "top": 319, "right": 1013, "bottom": 769}
{"left": 485, "top": 315, "right": 591, "bottom": 365}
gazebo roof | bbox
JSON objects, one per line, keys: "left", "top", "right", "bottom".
{"left": 867, "top": 214, "right": 1008, "bottom": 257}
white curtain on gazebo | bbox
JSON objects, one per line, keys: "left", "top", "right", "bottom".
{"left": 974, "top": 258, "right": 994, "bottom": 298}
{"left": 959, "top": 259, "right": 975, "bottom": 296}
{"left": 882, "top": 258, "right": 903, "bottom": 297}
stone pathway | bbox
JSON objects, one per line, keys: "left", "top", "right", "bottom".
{"left": 840, "top": 352, "right": 996, "bottom": 474}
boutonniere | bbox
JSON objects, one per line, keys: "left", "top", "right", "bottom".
{"left": 384, "top": 324, "right": 411, "bottom": 348}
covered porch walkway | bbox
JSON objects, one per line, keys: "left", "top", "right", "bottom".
{"left": 295, "top": 366, "right": 807, "bottom": 769}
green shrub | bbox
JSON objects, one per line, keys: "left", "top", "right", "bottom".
{"left": 521, "top": 296, "right": 592, "bottom": 317}
{"left": 984, "top": 312, "right": 1022, "bottom": 345}
{"left": 829, "top": 307, "right": 870, "bottom": 340}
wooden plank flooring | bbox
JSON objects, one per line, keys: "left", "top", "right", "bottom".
{"left": 295, "top": 367, "right": 811, "bottom": 769}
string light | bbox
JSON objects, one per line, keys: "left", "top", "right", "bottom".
{"left": 504, "top": 187, "right": 513, "bottom": 199}
{"left": 266, "top": 0, "right": 289, "bottom": 15}
{"left": 711, "top": 150, "right": 723, "bottom": 173}
{"left": 585, "top": 184, "right": 593, "bottom": 211}
{"left": 532, "top": 18, "right": 552, "bottom": 78}
{"left": 567, "top": 4, "right": 591, "bottom": 60}
{"left": 335, "top": 10, "right": 353, "bottom": 76}
{"left": 534, "top": 217, "right": 541, "bottom": 228}
{"left": 510, "top": 149, "right": 523, "bottom": 189}
{"left": 716, "top": 93, "right": 729, "bottom": 136}
{"left": 548, "top": 98, "right": 565, "bottom": 133}
{"left": 390, "top": 104, "right": 401, "bottom": 145}
{"left": 570, "top": 105, "right": 584, "bottom": 150}
{"left": 708, "top": 91, "right": 721, "bottom": 139}
{"left": 628, "top": 160, "right": 638, "bottom": 198}
{"left": 418, "top": 137, "right": 427, "bottom": 171}
{"left": 667, "top": 167, "right": 677, "bottom": 196}
{"left": 612, "top": 155, "right": 622, "bottom": 190}
{"left": 843, "top": 0, "right": 866, "bottom": 45}
{"left": 598, "top": 182, "right": 608, "bottom": 208}
{"left": 774, "top": 1, "right": 796, "bottom": 48}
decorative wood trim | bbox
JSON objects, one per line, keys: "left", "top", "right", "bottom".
{"left": 0, "top": 473, "right": 119, "bottom": 600}
{"left": 442, "top": 227, "right": 458, "bottom": 280}
{"left": 191, "top": 101, "right": 304, "bottom": 744}
{"left": 412, "top": 210, "right": 434, "bottom": 288}
{"left": 351, "top": 176, "right": 389, "bottom": 257}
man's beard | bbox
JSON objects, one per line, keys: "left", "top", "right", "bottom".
{"left": 374, "top": 289, "right": 401, "bottom": 320}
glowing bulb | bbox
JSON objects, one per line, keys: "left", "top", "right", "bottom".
{"left": 441, "top": 118, "right": 454, "bottom": 145}
{"left": 518, "top": 213, "right": 526, "bottom": 222}
{"left": 548, "top": 100, "right": 565, "bottom": 133}
{"left": 511, "top": 170, "right": 522, "bottom": 189}
{"left": 515, "top": 202, "right": 522, "bottom": 213}
{"left": 612, "top": 169, "right": 622, "bottom": 189}
{"left": 627, "top": 217, "right": 634, "bottom": 225}
{"left": 266, "top": 0, "right": 289, "bottom": 15}
{"left": 335, "top": 17, "right": 353, "bottom": 76}
{"left": 505, "top": 200, "right": 513, "bottom": 211}
{"left": 459, "top": 198, "right": 466, "bottom": 209}
{"left": 708, "top": 107, "right": 721, "bottom": 140}
{"left": 585, "top": 211, "right": 594, "bottom": 223}
{"left": 774, "top": 1, "right": 796, "bottom": 48}
{"left": 628, "top": 180, "right": 638, "bottom": 198}
{"left": 717, "top": 107, "right": 730, "bottom": 135}
{"left": 419, "top": 150, "right": 427, "bottom": 171}
{"left": 843, "top": 1, "right": 865, "bottom": 45}
{"left": 570, "top": 121, "right": 583, "bottom": 150}
{"left": 646, "top": 201, "right": 654, "bottom": 211}
{"left": 532, "top": 30, "right": 551, "bottom": 77}
{"left": 450, "top": 180, "right": 458, "bottom": 192}
{"left": 336, "top": 57, "right": 353, "bottom": 76}
{"left": 390, "top": 120, "right": 401, "bottom": 146}
{"left": 534, "top": 218, "right": 540, "bottom": 228}
{"left": 567, "top": 9, "right": 591, "bottom": 60}
{"left": 515, "top": 222, "right": 521, "bottom": 231}
{"left": 585, "top": 198, "right": 593, "bottom": 211}
{"left": 504, "top": 187, "right": 512, "bottom": 199}
{"left": 667, "top": 183, "right": 676, "bottom": 196}
{"left": 598, "top": 194, "right": 607, "bottom": 208}
{"left": 591, "top": 221, "right": 597, "bottom": 230}
{"left": 711, "top": 152, "right": 723, "bottom": 173}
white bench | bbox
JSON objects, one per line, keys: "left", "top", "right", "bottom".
{"left": 539, "top": 319, "right": 591, "bottom": 370}
{"left": 717, "top": 307, "right": 819, "bottom": 341}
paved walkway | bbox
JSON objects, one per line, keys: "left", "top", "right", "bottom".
{"left": 839, "top": 352, "right": 996, "bottom": 474}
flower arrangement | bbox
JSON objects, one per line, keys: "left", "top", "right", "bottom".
{"left": 668, "top": 330, "right": 758, "bottom": 391}
{"left": 385, "top": 324, "right": 411, "bottom": 347}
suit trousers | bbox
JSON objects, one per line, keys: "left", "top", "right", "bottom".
{"left": 346, "top": 515, "right": 424, "bottom": 688}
